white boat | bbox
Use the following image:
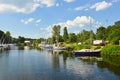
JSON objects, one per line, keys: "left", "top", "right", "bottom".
{"left": 53, "top": 43, "right": 66, "bottom": 50}
{"left": 44, "top": 44, "right": 53, "bottom": 50}
{"left": 24, "top": 46, "right": 30, "bottom": 50}
{"left": 53, "top": 46, "right": 66, "bottom": 50}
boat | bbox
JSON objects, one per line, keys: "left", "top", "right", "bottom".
{"left": 53, "top": 46, "right": 66, "bottom": 50}
{"left": 72, "top": 18, "right": 101, "bottom": 57}
{"left": 73, "top": 49, "right": 101, "bottom": 57}
{"left": 53, "top": 43, "right": 66, "bottom": 50}
{"left": 24, "top": 46, "right": 31, "bottom": 50}
{"left": 44, "top": 44, "right": 53, "bottom": 50}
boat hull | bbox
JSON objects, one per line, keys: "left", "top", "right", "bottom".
{"left": 53, "top": 47, "right": 66, "bottom": 50}
{"left": 73, "top": 51, "right": 101, "bottom": 57}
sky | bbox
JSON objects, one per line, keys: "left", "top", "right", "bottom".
{"left": 0, "top": 0, "right": 120, "bottom": 39}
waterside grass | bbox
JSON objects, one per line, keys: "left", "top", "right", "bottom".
{"left": 62, "top": 43, "right": 90, "bottom": 51}
{"left": 101, "top": 45, "right": 120, "bottom": 56}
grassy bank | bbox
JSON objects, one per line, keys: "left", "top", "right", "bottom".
{"left": 101, "top": 45, "right": 120, "bottom": 56}
{"left": 62, "top": 43, "right": 90, "bottom": 51}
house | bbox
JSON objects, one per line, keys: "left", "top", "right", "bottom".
{"left": 24, "top": 40, "right": 30, "bottom": 43}
{"left": 93, "top": 40, "right": 105, "bottom": 46}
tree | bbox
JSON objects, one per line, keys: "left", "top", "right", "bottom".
{"left": 107, "top": 21, "right": 120, "bottom": 44}
{"left": 18, "top": 36, "right": 25, "bottom": 43}
{"left": 108, "top": 29, "right": 120, "bottom": 44}
{"left": 5, "top": 31, "right": 11, "bottom": 43}
{"left": 6, "top": 31, "right": 10, "bottom": 37}
{"left": 69, "top": 33, "right": 77, "bottom": 43}
{"left": 0, "top": 30, "right": 4, "bottom": 44}
{"left": 96, "top": 26, "right": 106, "bottom": 40}
{"left": 63, "top": 27, "right": 68, "bottom": 42}
{"left": 52, "top": 25, "right": 61, "bottom": 43}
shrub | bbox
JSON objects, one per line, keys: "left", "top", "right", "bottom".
{"left": 101, "top": 45, "right": 120, "bottom": 56}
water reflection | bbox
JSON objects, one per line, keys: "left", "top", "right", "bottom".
{"left": 102, "top": 56, "right": 120, "bottom": 67}
{"left": 51, "top": 50, "right": 60, "bottom": 69}
{"left": 0, "top": 49, "right": 120, "bottom": 80}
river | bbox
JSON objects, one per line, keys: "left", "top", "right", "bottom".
{"left": 0, "top": 48, "right": 120, "bottom": 80}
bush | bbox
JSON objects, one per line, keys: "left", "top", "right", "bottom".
{"left": 73, "top": 45, "right": 90, "bottom": 50}
{"left": 94, "top": 46, "right": 101, "bottom": 50}
{"left": 101, "top": 45, "right": 120, "bottom": 56}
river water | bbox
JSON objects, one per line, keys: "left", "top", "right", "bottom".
{"left": 0, "top": 48, "right": 120, "bottom": 80}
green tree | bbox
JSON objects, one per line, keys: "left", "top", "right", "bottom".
{"left": 96, "top": 26, "right": 106, "bottom": 40}
{"left": 6, "top": 31, "right": 10, "bottom": 37}
{"left": 52, "top": 25, "right": 61, "bottom": 43}
{"left": 18, "top": 36, "right": 25, "bottom": 43}
{"left": 69, "top": 33, "right": 77, "bottom": 43}
{"left": 5, "top": 31, "right": 11, "bottom": 43}
{"left": 63, "top": 27, "right": 68, "bottom": 42}
{"left": 108, "top": 28, "right": 120, "bottom": 44}
{"left": 0, "top": 30, "right": 4, "bottom": 44}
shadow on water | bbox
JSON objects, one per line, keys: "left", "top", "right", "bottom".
{"left": 102, "top": 56, "right": 120, "bottom": 67}
{"left": 48, "top": 50, "right": 74, "bottom": 69}
{"left": 97, "top": 56, "right": 120, "bottom": 76}
{"left": 76, "top": 55, "right": 120, "bottom": 76}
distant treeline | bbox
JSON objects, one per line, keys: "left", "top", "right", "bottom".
{"left": 49, "top": 20, "right": 120, "bottom": 45}
{"left": 0, "top": 20, "right": 120, "bottom": 45}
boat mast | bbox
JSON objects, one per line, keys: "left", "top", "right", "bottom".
{"left": 90, "top": 17, "right": 92, "bottom": 49}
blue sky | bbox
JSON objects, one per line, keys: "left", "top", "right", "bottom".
{"left": 0, "top": 0, "right": 120, "bottom": 39}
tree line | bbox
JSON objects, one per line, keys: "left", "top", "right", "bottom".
{"left": 49, "top": 20, "right": 120, "bottom": 45}
{"left": 0, "top": 20, "right": 120, "bottom": 45}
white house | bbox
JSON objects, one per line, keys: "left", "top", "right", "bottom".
{"left": 93, "top": 40, "right": 105, "bottom": 46}
{"left": 24, "top": 40, "right": 30, "bottom": 43}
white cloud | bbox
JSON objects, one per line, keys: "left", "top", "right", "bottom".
{"left": 74, "top": 5, "right": 89, "bottom": 11}
{"left": 21, "top": 18, "right": 34, "bottom": 24}
{"left": 74, "top": 1, "right": 116, "bottom": 12}
{"left": 56, "top": 16, "right": 96, "bottom": 28}
{"left": 0, "top": 3, "right": 40, "bottom": 14}
{"left": 36, "top": 19, "right": 41, "bottom": 23}
{"left": 45, "top": 26, "right": 53, "bottom": 37}
{"left": 34, "top": 0, "right": 56, "bottom": 7}
{"left": 21, "top": 18, "right": 42, "bottom": 25}
{"left": 56, "top": 3, "right": 60, "bottom": 7}
{"left": 64, "top": 0, "right": 75, "bottom": 3}
{"left": 40, "top": 0, "right": 56, "bottom": 7}
{"left": 45, "top": 16, "right": 100, "bottom": 37}
{"left": 0, "top": 0, "right": 56, "bottom": 13}
{"left": 90, "top": 1, "right": 112, "bottom": 11}
{"left": 74, "top": 6, "right": 86, "bottom": 11}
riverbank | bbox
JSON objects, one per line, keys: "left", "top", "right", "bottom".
{"left": 101, "top": 45, "right": 120, "bottom": 56}
{"left": 63, "top": 43, "right": 120, "bottom": 56}
{"left": 62, "top": 43, "right": 90, "bottom": 51}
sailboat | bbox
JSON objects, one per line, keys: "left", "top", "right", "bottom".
{"left": 53, "top": 38, "right": 66, "bottom": 50}
{"left": 53, "top": 42, "right": 66, "bottom": 50}
{"left": 72, "top": 49, "right": 101, "bottom": 56}
{"left": 72, "top": 18, "right": 101, "bottom": 56}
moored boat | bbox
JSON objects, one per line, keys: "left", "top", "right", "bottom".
{"left": 53, "top": 46, "right": 66, "bottom": 50}
{"left": 53, "top": 43, "right": 66, "bottom": 50}
{"left": 72, "top": 49, "right": 101, "bottom": 56}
